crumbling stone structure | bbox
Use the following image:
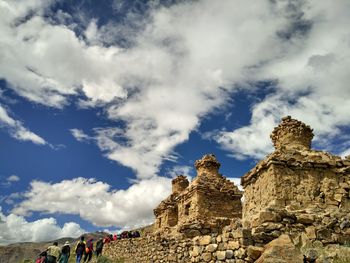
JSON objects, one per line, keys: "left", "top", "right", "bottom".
{"left": 154, "top": 154, "right": 243, "bottom": 237}
{"left": 242, "top": 116, "right": 350, "bottom": 245}
{"left": 104, "top": 116, "right": 350, "bottom": 262}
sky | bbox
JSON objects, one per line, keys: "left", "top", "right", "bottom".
{"left": 0, "top": 0, "right": 349, "bottom": 245}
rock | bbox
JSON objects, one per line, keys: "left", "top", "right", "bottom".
{"left": 340, "top": 218, "right": 350, "bottom": 229}
{"left": 255, "top": 211, "right": 281, "bottom": 226}
{"left": 334, "top": 194, "right": 343, "bottom": 202}
{"left": 305, "top": 226, "right": 317, "bottom": 239}
{"left": 313, "top": 240, "right": 323, "bottom": 248}
{"left": 300, "top": 232, "right": 313, "bottom": 248}
{"left": 191, "top": 246, "right": 201, "bottom": 257}
{"left": 226, "top": 241, "right": 240, "bottom": 250}
{"left": 206, "top": 244, "right": 218, "bottom": 252}
{"left": 201, "top": 252, "right": 212, "bottom": 262}
{"left": 304, "top": 249, "right": 318, "bottom": 261}
{"left": 317, "top": 228, "right": 333, "bottom": 243}
{"left": 216, "top": 250, "right": 226, "bottom": 260}
{"left": 199, "top": 235, "right": 212, "bottom": 246}
{"left": 256, "top": 234, "right": 303, "bottom": 263}
{"left": 167, "top": 253, "right": 177, "bottom": 261}
{"left": 232, "top": 229, "right": 251, "bottom": 239}
{"left": 260, "top": 222, "right": 284, "bottom": 231}
{"left": 297, "top": 214, "right": 315, "bottom": 224}
{"left": 247, "top": 246, "right": 264, "bottom": 260}
{"left": 234, "top": 248, "right": 246, "bottom": 259}
{"left": 225, "top": 250, "right": 234, "bottom": 259}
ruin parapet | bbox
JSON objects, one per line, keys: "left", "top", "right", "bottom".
{"left": 270, "top": 116, "right": 314, "bottom": 150}
{"left": 172, "top": 175, "right": 189, "bottom": 194}
{"left": 194, "top": 154, "right": 221, "bottom": 177}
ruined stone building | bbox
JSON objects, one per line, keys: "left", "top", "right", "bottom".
{"left": 104, "top": 117, "right": 350, "bottom": 262}
{"left": 242, "top": 116, "right": 350, "bottom": 244}
{"left": 154, "top": 116, "right": 350, "bottom": 245}
{"left": 154, "top": 154, "right": 243, "bottom": 237}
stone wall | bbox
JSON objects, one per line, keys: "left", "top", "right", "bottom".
{"left": 103, "top": 216, "right": 350, "bottom": 262}
{"left": 103, "top": 222, "right": 257, "bottom": 263}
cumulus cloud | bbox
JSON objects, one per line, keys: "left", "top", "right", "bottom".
{"left": 213, "top": 0, "right": 350, "bottom": 159}
{"left": 0, "top": 206, "right": 85, "bottom": 245}
{"left": 77, "top": 0, "right": 291, "bottom": 178}
{"left": 0, "top": 0, "right": 291, "bottom": 178}
{"left": 0, "top": 0, "right": 127, "bottom": 108}
{"left": 12, "top": 177, "right": 172, "bottom": 228}
{"left": 0, "top": 105, "right": 46, "bottom": 145}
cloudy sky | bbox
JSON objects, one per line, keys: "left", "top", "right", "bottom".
{"left": 0, "top": 0, "right": 349, "bottom": 244}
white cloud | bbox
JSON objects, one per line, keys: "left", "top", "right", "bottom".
{"left": 12, "top": 177, "right": 172, "bottom": 228}
{"left": 0, "top": 206, "right": 85, "bottom": 245}
{"left": 7, "top": 175, "right": 20, "bottom": 182}
{"left": 1, "top": 192, "right": 22, "bottom": 205}
{"left": 0, "top": 0, "right": 349, "bottom": 178}
{"left": 0, "top": 0, "right": 289, "bottom": 178}
{"left": 213, "top": 0, "right": 350, "bottom": 159}
{"left": 0, "top": 104, "right": 46, "bottom": 145}
{"left": 70, "top": 128, "right": 91, "bottom": 142}
{"left": 85, "top": 0, "right": 291, "bottom": 178}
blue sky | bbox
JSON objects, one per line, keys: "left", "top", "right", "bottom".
{"left": 1, "top": 0, "right": 350, "bottom": 244}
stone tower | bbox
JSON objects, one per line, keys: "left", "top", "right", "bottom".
{"left": 154, "top": 154, "right": 242, "bottom": 237}
{"left": 241, "top": 116, "right": 350, "bottom": 244}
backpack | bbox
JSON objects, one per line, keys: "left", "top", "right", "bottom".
{"left": 35, "top": 257, "right": 46, "bottom": 263}
{"left": 76, "top": 241, "right": 85, "bottom": 254}
{"left": 85, "top": 240, "right": 93, "bottom": 253}
{"left": 35, "top": 251, "right": 47, "bottom": 263}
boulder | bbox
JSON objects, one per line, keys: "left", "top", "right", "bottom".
{"left": 247, "top": 246, "right": 264, "bottom": 260}
{"left": 256, "top": 234, "right": 303, "bottom": 263}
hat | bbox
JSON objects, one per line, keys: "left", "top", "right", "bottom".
{"left": 65, "top": 241, "right": 70, "bottom": 245}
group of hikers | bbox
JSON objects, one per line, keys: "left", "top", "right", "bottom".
{"left": 103, "top": 230, "right": 141, "bottom": 243}
{"left": 35, "top": 236, "right": 104, "bottom": 263}
{"left": 35, "top": 231, "right": 141, "bottom": 263}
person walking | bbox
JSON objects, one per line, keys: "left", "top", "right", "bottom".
{"left": 59, "top": 241, "right": 70, "bottom": 263}
{"left": 83, "top": 238, "right": 93, "bottom": 262}
{"left": 95, "top": 238, "right": 104, "bottom": 257}
{"left": 75, "top": 236, "right": 86, "bottom": 263}
{"left": 47, "top": 242, "right": 61, "bottom": 263}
